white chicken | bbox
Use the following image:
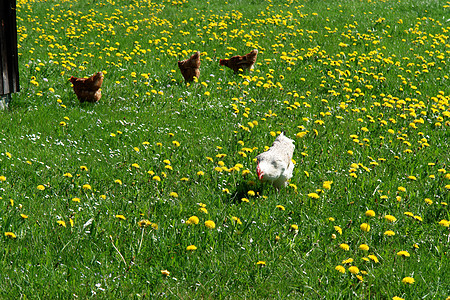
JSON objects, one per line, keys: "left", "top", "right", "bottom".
{"left": 256, "top": 132, "right": 295, "bottom": 188}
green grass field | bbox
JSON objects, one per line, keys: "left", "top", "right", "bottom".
{"left": 1, "top": 0, "right": 449, "bottom": 298}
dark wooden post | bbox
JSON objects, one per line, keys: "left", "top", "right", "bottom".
{"left": 0, "top": 0, "right": 20, "bottom": 109}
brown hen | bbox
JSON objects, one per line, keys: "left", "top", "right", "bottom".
{"left": 178, "top": 51, "right": 200, "bottom": 82}
{"left": 69, "top": 72, "right": 104, "bottom": 103}
{"left": 219, "top": 49, "right": 258, "bottom": 73}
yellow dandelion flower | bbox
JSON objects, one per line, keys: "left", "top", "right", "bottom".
{"left": 384, "top": 215, "right": 397, "bottom": 222}
{"left": 80, "top": 166, "right": 88, "bottom": 171}
{"left": 186, "top": 245, "right": 197, "bottom": 251}
{"left": 402, "top": 277, "right": 415, "bottom": 284}
{"left": 290, "top": 224, "right": 299, "bottom": 231}
{"left": 438, "top": 219, "right": 450, "bottom": 227}
{"left": 323, "top": 181, "right": 333, "bottom": 190}
{"left": 335, "top": 265, "right": 346, "bottom": 273}
{"left": 37, "top": 185, "right": 45, "bottom": 191}
{"left": 187, "top": 216, "right": 199, "bottom": 225}
{"left": 342, "top": 258, "right": 354, "bottom": 264}
{"left": 138, "top": 219, "right": 152, "bottom": 228}
{"left": 334, "top": 226, "right": 342, "bottom": 235}
{"left": 6, "top": 152, "right": 12, "bottom": 158}
{"left": 232, "top": 216, "right": 242, "bottom": 225}
{"left": 115, "top": 215, "right": 126, "bottom": 220}
{"left": 397, "top": 251, "right": 410, "bottom": 257}
{"left": 248, "top": 190, "right": 255, "bottom": 196}
{"left": 296, "top": 131, "right": 307, "bottom": 138}
{"left": 197, "top": 171, "right": 205, "bottom": 176}
{"left": 57, "top": 220, "right": 66, "bottom": 227}
{"left": 72, "top": 197, "right": 80, "bottom": 202}
{"left": 152, "top": 176, "right": 161, "bottom": 181}
{"left": 161, "top": 270, "right": 170, "bottom": 276}
{"left": 63, "top": 173, "right": 73, "bottom": 178}
{"left": 169, "top": 192, "right": 178, "bottom": 198}
{"left": 360, "top": 223, "right": 370, "bottom": 232}
{"left": 199, "top": 207, "right": 208, "bottom": 214}
{"left": 359, "top": 244, "right": 369, "bottom": 251}
{"left": 393, "top": 297, "right": 405, "bottom": 300}
{"left": 114, "top": 179, "right": 123, "bottom": 185}
{"left": 205, "top": 220, "right": 216, "bottom": 229}
{"left": 172, "top": 141, "right": 180, "bottom": 147}
{"left": 5, "top": 232, "right": 17, "bottom": 238}
{"left": 241, "top": 198, "right": 249, "bottom": 203}
{"left": 82, "top": 184, "right": 92, "bottom": 190}
{"left": 407, "top": 175, "right": 417, "bottom": 181}
{"left": 384, "top": 230, "right": 396, "bottom": 236}
{"left": 132, "top": 163, "right": 140, "bottom": 169}
{"left": 276, "top": 205, "right": 285, "bottom": 210}
{"left": 368, "top": 255, "right": 379, "bottom": 263}
{"left": 21, "top": 214, "right": 28, "bottom": 219}
{"left": 308, "top": 192, "right": 320, "bottom": 199}
{"left": 0, "top": 175, "right": 5, "bottom": 181}
{"left": 398, "top": 186, "right": 406, "bottom": 192}
{"left": 339, "top": 243, "right": 350, "bottom": 251}
{"left": 133, "top": 147, "right": 140, "bottom": 152}
{"left": 348, "top": 266, "right": 359, "bottom": 274}
{"left": 256, "top": 261, "right": 266, "bottom": 266}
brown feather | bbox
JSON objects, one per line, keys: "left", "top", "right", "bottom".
{"left": 69, "top": 72, "right": 104, "bottom": 103}
{"left": 219, "top": 49, "right": 258, "bottom": 73}
{"left": 178, "top": 51, "right": 201, "bottom": 82}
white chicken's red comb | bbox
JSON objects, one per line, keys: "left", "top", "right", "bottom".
{"left": 256, "top": 163, "right": 264, "bottom": 180}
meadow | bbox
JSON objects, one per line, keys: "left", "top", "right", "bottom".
{"left": 1, "top": 0, "right": 449, "bottom": 298}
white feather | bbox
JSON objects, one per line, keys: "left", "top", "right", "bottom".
{"left": 256, "top": 133, "right": 295, "bottom": 188}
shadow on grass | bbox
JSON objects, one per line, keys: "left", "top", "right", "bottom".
{"left": 227, "top": 179, "right": 265, "bottom": 204}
